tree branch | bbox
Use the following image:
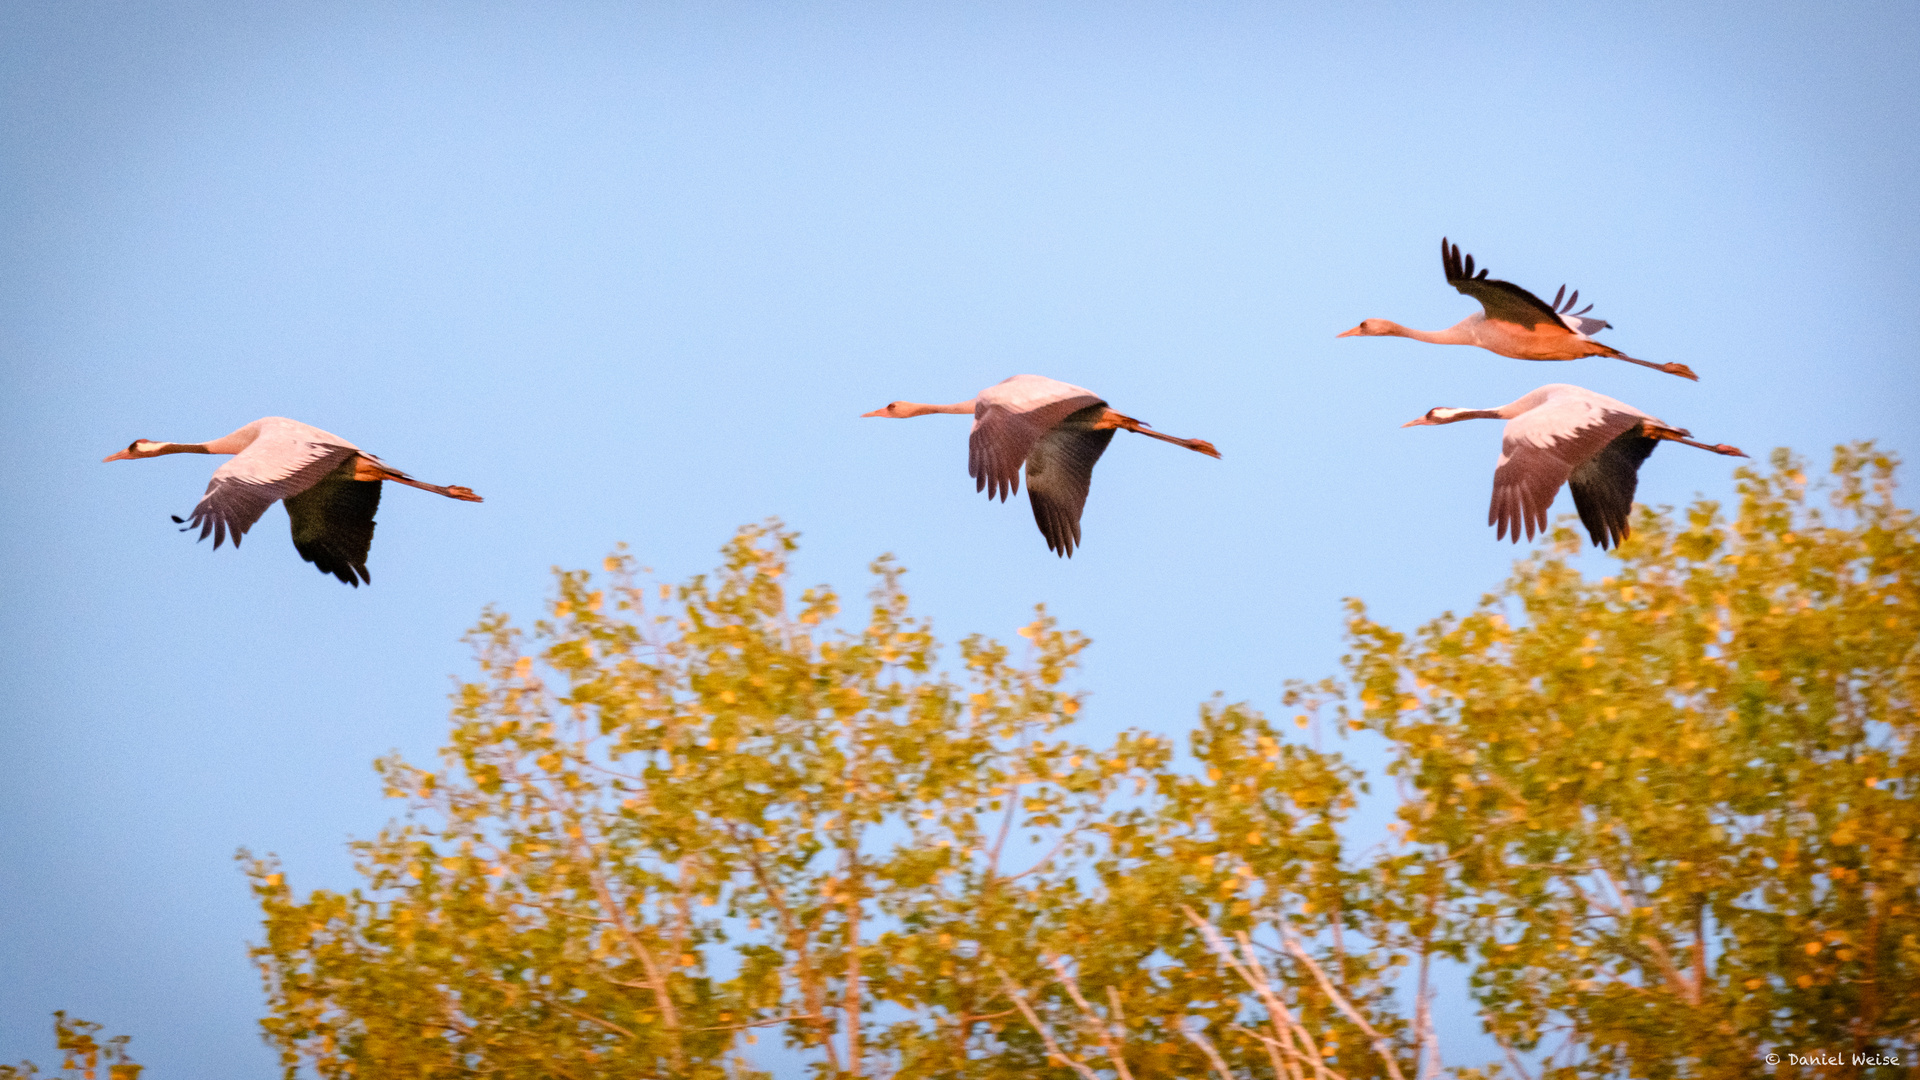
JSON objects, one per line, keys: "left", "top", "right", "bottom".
{"left": 735, "top": 835, "right": 841, "bottom": 1073}
{"left": 1180, "top": 907, "right": 1326, "bottom": 1080}
{"left": 581, "top": 858, "right": 682, "bottom": 1052}
{"left": 1172, "top": 1016, "right": 1234, "bottom": 1080}
{"left": 1277, "top": 927, "right": 1408, "bottom": 1080}
{"left": 996, "top": 966, "right": 1101, "bottom": 1080}
{"left": 986, "top": 783, "right": 1021, "bottom": 880}
{"left": 1495, "top": 1034, "right": 1537, "bottom": 1080}
{"left": 1045, "top": 956, "right": 1135, "bottom": 1080}
{"left": 553, "top": 1001, "right": 637, "bottom": 1042}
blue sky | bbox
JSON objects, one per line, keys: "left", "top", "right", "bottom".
{"left": 2, "top": 1, "right": 1916, "bottom": 1074}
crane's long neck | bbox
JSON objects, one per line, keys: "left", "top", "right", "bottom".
{"left": 142, "top": 441, "right": 215, "bottom": 456}
{"left": 1386, "top": 321, "right": 1475, "bottom": 346}
{"left": 900, "top": 400, "right": 977, "bottom": 417}
{"left": 160, "top": 426, "right": 258, "bottom": 455}
{"left": 160, "top": 433, "right": 257, "bottom": 455}
{"left": 1425, "top": 407, "right": 1508, "bottom": 425}
{"left": 119, "top": 427, "right": 258, "bottom": 460}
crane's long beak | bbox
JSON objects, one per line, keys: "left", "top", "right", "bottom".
{"left": 1401, "top": 417, "right": 1436, "bottom": 428}
{"left": 103, "top": 449, "right": 136, "bottom": 462}
{"left": 1336, "top": 326, "right": 1363, "bottom": 338}
{"left": 860, "top": 408, "right": 889, "bottom": 418}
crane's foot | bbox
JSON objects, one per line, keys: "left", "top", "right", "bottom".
{"left": 1662, "top": 362, "right": 1700, "bottom": 381}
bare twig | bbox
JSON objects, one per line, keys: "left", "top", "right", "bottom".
{"left": 505, "top": 896, "right": 614, "bottom": 923}
{"left": 1232, "top": 1024, "right": 1320, "bottom": 1080}
{"left": 1003, "top": 822, "right": 1082, "bottom": 883}
{"left": 1172, "top": 1016, "right": 1234, "bottom": 1080}
{"left": 1046, "top": 956, "right": 1135, "bottom": 1080}
{"left": 1237, "top": 930, "right": 1329, "bottom": 1080}
{"left": 582, "top": 861, "right": 682, "bottom": 1049}
{"left": 986, "top": 783, "right": 1022, "bottom": 879}
{"left": 686, "top": 1013, "right": 824, "bottom": 1033}
{"left": 1180, "top": 907, "right": 1323, "bottom": 1080}
{"left": 1593, "top": 864, "right": 1633, "bottom": 918}
{"left": 734, "top": 837, "right": 841, "bottom": 1073}
{"left": 1232, "top": 1023, "right": 1349, "bottom": 1080}
{"left": 1414, "top": 945, "right": 1437, "bottom": 1080}
{"left": 1496, "top": 1034, "right": 1538, "bottom": 1080}
{"left": 1588, "top": 841, "right": 1703, "bottom": 1009}
{"left": 996, "top": 967, "right": 1101, "bottom": 1080}
{"left": 841, "top": 742, "right": 868, "bottom": 1078}
{"left": 553, "top": 1001, "right": 638, "bottom": 1041}
{"left": 1639, "top": 935, "right": 1701, "bottom": 1006}
{"left": 845, "top": 855, "right": 864, "bottom": 1077}
{"left": 1690, "top": 898, "right": 1709, "bottom": 1007}
{"left": 1278, "top": 930, "right": 1408, "bottom": 1080}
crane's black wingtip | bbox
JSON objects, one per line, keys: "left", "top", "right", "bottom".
{"left": 170, "top": 515, "right": 185, "bottom": 523}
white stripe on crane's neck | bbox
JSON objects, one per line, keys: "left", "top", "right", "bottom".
{"left": 1427, "top": 408, "right": 1504, "bottom": 424}
{"left": 135, "top": 440, "right": 209, "bottom": 455}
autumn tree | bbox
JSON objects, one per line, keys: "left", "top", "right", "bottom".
{"left": 0, "top": 1014, "right": 143, "bottom": 1080}
{"left": 1335, "top": 443, "right": 1919, "bottom": 1078}
{"left": 247, "top": 524, "right": 1139, "bottom": 1077}
{"left": 245, "top": 521, "right": 1386, "bottom": 1078}
{"left": 248, "top": 446, "right": 1917, "bottom": 1079}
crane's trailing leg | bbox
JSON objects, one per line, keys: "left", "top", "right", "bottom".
{"left": 352, "top": 456, "right": 485, "bottom": 501}
{"left": 1093, "top": 409, "right": 1222, "bottom": 459}
{"left": 1597, "top": 346, "right": 1699, "bottom": 382}
{"left": 1641, "top": 423, "right": 1747, "bottom": 457}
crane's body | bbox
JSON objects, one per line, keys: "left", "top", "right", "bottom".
{"left": 104, "top": 417, "right": 482, "bottom": 585}
{"left": 1340, "top": 239, "right": 1699, "bottom": 381}
{"left": 863, "top": 374, "right": 1220, "bottom": 557}
{"left": 1404, "top": 384, "right": 1745, "bottom": 548}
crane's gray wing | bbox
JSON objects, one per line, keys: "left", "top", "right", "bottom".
{"left": 1024, "top": 414, "right": 1116, "bottom": 557}
{"left": 1567, "top": 429, "right": 1658, "bottom": 549}
{"left": 284, "top": 458, "right": 382, "bottom": 585}
{"left": 1490, "top": 399, "right": 1646, "bottom": 543}
{"left": 1442, "top": 238, "right": 1573, "bottom": 332}
{"left": 183, "top": 437, "right": 357, "bottom": 549}
{"left": 968, "top": 394, "right": 1105, "bottom": 501}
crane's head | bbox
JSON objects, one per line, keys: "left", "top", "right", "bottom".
{"left": 103, "top": 439, "right": 168, "bottom": 462}
{"left": 862, "top": 401, "right": 926, "bottom": 418}
{"left": 1402, "top": 408, "right": 1476, "bottom": 428}
{"left": 1337, "top": 319, "right": 1397, "bottom": 338}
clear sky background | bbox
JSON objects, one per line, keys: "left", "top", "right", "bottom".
{"left": 2, "top": 1, "right": 1915, "bottom": 1075}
